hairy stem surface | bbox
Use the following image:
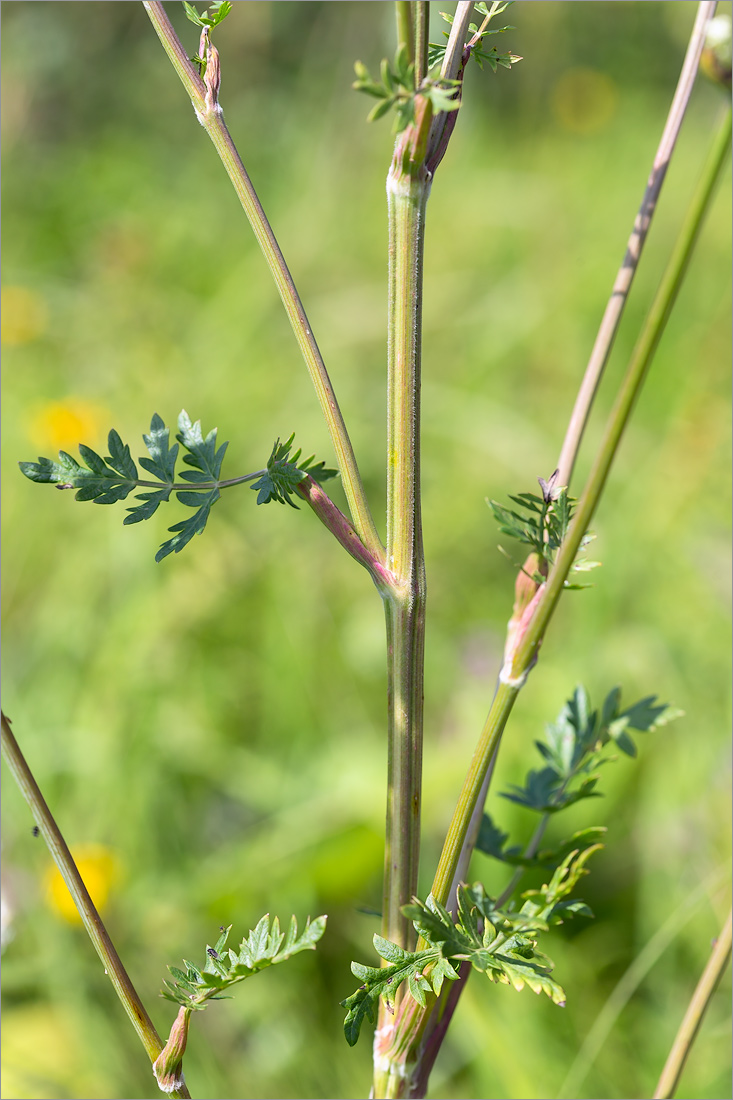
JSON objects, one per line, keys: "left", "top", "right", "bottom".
{"left": 382, "top": 137, "right": 431, "bottom": 955}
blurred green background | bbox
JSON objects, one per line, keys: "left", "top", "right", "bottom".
{"left": 1, "top": 3, "right": 730, "bottom": 1098}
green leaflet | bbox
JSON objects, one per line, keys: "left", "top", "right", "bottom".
{"left": 183, "top": 1, "right": 231, "bottom": 30}
{"left": 162, "top": 914, "right": 327, "bottom": 1010}
{"left": 488, "top": 476, "right": 601, "bottom": 584}
{"left": 342, "top": 681, "right": 681, "bottom": 1048}
{"left": 497, "top": 685, "right": 682, "bottom": 815}
{"left": 428, "top": 1, "right": 522, "bottom": 72}
{"left": 352, "top": 44, "right": 461, "bottom": 133}
{"left": 341, "top": 870, "right": 590, "bottom": 1047}
{"left": 19, "top": 413, "right": 337, "bottom": 561}
{"left": 250, "top": 433, "right": 338, "bottom": 508}
{"left": 340, "top": 933, "right": 458, "bottom": 1047}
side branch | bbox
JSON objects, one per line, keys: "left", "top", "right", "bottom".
{"left": 142, "top": 1, "right": 383, "bottom": 562}
{"left": 295, "top": 475, "right": 399, "bottom": 597}
{"left": 556, "top": 0, "right": 719, "bottom": 486}
{"left": 0, "top": 713, "right": 190, "bottom": 1099}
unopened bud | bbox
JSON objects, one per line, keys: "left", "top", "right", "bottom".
{"left": 153, "top": 1006, "right": 190, "bottom": 1094}
{"left": 500, "top": 553, "right": 548, "bottom": 685}
{"left": 204, "top": 42, "right": 222, "bottom": 113}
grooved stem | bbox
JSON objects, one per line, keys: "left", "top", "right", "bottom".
{"left": 382, "top": 161, "right": 430, "bottom": 954}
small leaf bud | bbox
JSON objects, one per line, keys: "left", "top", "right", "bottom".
{"left": 500, "top": 552, "right": 548, "bottom": 685}
{"left": 153, "top": 1006, "right": 191, "bottom": 1094}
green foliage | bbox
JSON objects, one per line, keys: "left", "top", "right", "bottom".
{"left": 250, "top": 433, "right": 338, "bottom": 508}
{"left": 476, "top": 684, "right": 682, "bottom": 919}
{"left": 352, "top": 44, "right": 460, "bottom": 132}
{"left": 488, "top": 475, "right": 600, "bottom": 583}
{"left": 340, "top": 932, "right": 460, "bottom": 1046}
{"left": 344, "top": 683, "right": 681, "bottom": 1052}
{"left": 183, "top": 0, "right": 231, "bottom": 30}
{"left": 493, "top": 685, "right": 682, "bottom": 818}
{"left": 162, "top": 914, "right": 327, "bottom": 1011}
{"left": 20, "top": 415, "right": 337, "bottom": 561}
{"left": 428, "top": 1, "right": 522, "bottom": 73}
{"left": 151, "top": 409, "right": 227, "bottom": 561}
{"left": 19, "top": 411, "right": 226, "bottom": 562}
{"left": 476, "top": 817, "right": 607, "bottom": 870}
{"left": 341, "top": 848, "right": 602, "bottom": 1046}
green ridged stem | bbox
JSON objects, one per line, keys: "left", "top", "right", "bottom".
{"left": 382, "top": 150, "right": 430, "bottom": 954}
{"left": 0, "top": 713, "right": 190, "bottom": 1100}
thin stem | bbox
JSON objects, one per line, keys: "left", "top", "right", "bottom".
{"left": 295, "top": 475, "right": 397, "bottom": 596}
{"left": 513, "top": 102, "right": 732, "bottom": 679}
{"left": 0, "top": 712, "right": 191, "bottom": 1100}
{"left": 440, "top": 2, "right": 474, "bottom": 81}
{"left": 654, "top": 908, "right": 732, "bottom": 1100}
{"left": 381, "top": 142, "right": 430, "bottom": 955}
{"left": 64, "top": 472, "right": 266, "bottom": 493}
{"left": 414, "top": 2, "right": 430, "bottom": 86}
{"left": 142, "top": 2, "right": 383, "bottom": 562}
{"left": 395, "top": 1, "right": 414, "bottom": 69}
{"left": 557, "top": 868, "right": 729, "bottom": 1099}
{"left": 430, "top": 679, "right": 519, "bottom": 911}
{"left": 422, "top": 0, "right": 722, "bottom": 1029}
{"left": 377, "top": 98, "right": 732, "bottom": 1100}
{"left": 556, "top": 0, "right": 719, "bottom": 487}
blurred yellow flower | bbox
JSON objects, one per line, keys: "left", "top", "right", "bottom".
{"left": 551, "top": 67, "right": 618, "bottom": 136}
{"left": 1, "top": 285, "right": 48, "bottom": 346}
{"left": 27, "top": 398, "right": 110, "bottom": 453}
{"left": 45, "top": 844, "right": 121, "bottom": 924}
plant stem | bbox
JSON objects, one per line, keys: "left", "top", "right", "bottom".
{"left": 513, "top": 101, "right": 732, "bottom": 679}
{"left": 557, "top": 867, "right": 729, "bottom": 1099}
{"left": 430, "top": 679, "right": 519, "bottom": 910}
{"left": 142, "top": 2, "right": 383, "bottom": 562}
{"left": 556, "top": 0, "right": 719, "bottom": 486}
{"left": 382, "top": 120, "right": 431, "bottom": 955}
{"left": 295, "top": 475, "right": 397, "bottom": 595}
{"left": 395, "top": 1, "right": 414, "bottom": 68}
{"left": 414, "top": 3, "right": 430, "bottom": 86}
{"left": 438, "top": 0, "right": 718, "bottom": 969}
{"left": 440, "top": 2, "right": 474, "bottom": 81}
{"left": 376, "top": 97, "right": 732, "bottom": 1100}
{"left": 435, "top": 94, "right": 732, "bottom": 929}
{"left": 653, "top": 908, "right": 732, "bottom": 1100}
{"left": 0, "top": 712, "right": 190, "bottom": 1100}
